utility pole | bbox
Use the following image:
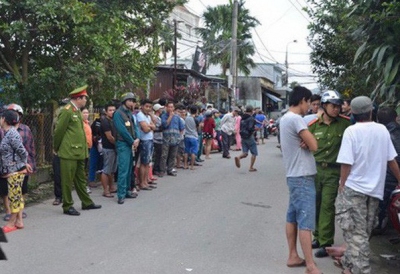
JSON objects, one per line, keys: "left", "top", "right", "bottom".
{"left": 285, "top": 40, "right": 297, "bottom": 104}
{"left": 230, "top": 0, "right": 238, "bottom": 106}
{"left": 173, "top": 19, "right": 178, "bottom": 88}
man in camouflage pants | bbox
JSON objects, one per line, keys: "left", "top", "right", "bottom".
{"left": 336, "top": 96, "right": 400, "bottom": 274}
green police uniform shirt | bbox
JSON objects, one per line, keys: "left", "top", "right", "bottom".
{"left": 308, "top": 114, "right": 350, "bottom": 164}
{"left": 53, "top": 102, "right": 88, "bottom": 160}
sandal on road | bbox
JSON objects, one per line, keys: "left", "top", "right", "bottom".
{"left": 102, "top": 193, "right": 114, "bottom": 198}
{"left": 3, "top": 214, "right": 11, "bottom": 221}
{"left": 249, "top": 168, "right": 257, "bottom": 172}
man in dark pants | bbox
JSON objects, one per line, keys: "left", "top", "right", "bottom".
{"left": 52, "top": 155, "right": 62, "bottom": 205}
{"left": 375, "top": 107, "right": 400, "bottom": 233}
{"left": 159, "top": 102, "right": 184, "bottom": 176}
{"left": 220, "top": 107, "right": 238, "bottom": 159}
{"left": 53, "top": 85, "right": 101, "bottom": 216}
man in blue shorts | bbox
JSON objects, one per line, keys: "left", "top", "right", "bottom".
{"left": 280, "top": 86, "right": 321, "bottom": 274}
{"left": 234, "top": 105, "right": 258, "bottom": 172}
{"left": 184, "top": 105, "right": 199, "bottom": 170}
{"left": 137, "top": 99, "right": 156, "bottom": 190}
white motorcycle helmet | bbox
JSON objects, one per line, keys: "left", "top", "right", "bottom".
{"left": 7, "top": 103, "right": 24, "bottom": 115}
{"left": 320, "top": 90, "right": 343, "bottom": 106}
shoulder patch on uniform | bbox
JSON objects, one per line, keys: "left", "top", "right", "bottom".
{"left": 308, "top": 118, "right": 318, "bottom": 127}
{"left": 339, "top": 114, "right": 350, "bottom": 120}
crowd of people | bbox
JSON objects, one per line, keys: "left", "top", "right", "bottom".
{"left": 1, "top": 83, "right": 400, "bottom": 273}
{"left": 53, "top": 86, "right": 268, "bottom": 210}
{"left": 280, "top": 86, "right": 400, "bottom": 274}
{"left": 0, "top": 84, "right": 273, "bottom": 236}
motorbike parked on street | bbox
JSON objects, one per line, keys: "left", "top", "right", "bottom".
{"left": 389, "top": 188, "right": 400, "bottom": 235}
{"left": 267, "top": 119, "right": 278, "bottom": 136}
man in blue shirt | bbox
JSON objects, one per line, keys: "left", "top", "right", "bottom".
{"left": 160, "top": 102, "right": 184, "bottom": 176}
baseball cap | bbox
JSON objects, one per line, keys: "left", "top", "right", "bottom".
{"left": 153, "top": 103, "right": 164, "bottom": 111}
{"left": 351, "top": 96, "right": 373, "bottom": 114}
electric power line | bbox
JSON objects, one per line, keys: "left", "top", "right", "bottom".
{"left": 286, "top": 0, "right": 311, "bottom": 23}
{"left": 198, "top": 0, "right": 207, "bottom": 9}
{"left": 253, "top": 28, "right": 278, "bottom": 63}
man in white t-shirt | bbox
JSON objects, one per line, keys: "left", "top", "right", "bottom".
{"left": 136, "top": 99, "right": 156, "bottom": 191}
{"left": 336, "top": 96, "right": 400, "bottom": 274}
{"left": 280, "top": 86, "right": 321, "bottom": 274}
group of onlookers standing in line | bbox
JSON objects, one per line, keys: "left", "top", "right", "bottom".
{"left": 280, "top": 86, "right": 400, "bottom": 274}
{"left": 49, "top": 85, "right": 272, "bottom": 213}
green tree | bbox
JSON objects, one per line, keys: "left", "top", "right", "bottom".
{"left": 0, "top": 0, "right": 185, "bottom": 108}
{"left": 195, "top": 0, "right": 259, "bottom": 77}
{"left": 350, "top": 0, "right": 400, "bottom": 103}
{"left": 306, "top": 0, "right": 400, "bottom": 103}
{"left": 306, "top": 0, "right": 370, "bottom": 98}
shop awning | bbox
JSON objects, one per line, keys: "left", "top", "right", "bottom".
{"left": 265, "top": 92, "right": 282, "bottom": 102}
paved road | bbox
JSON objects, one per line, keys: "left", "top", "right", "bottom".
{"left": 1, "top": 137, "right": 399, "bottom": 273}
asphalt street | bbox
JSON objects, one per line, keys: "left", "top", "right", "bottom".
{"left": 1, "top": 137, "right": 399, "bottom": 274}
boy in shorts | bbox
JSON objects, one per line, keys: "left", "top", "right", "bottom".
{"left": 234, "top": 105, "right": 258, "bottom": 172}
{"left": 184, "top": 106, "right": 199, "bottom": 170}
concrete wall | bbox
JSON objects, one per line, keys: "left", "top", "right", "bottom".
{"left": 237, "top": 77, "right": 262, "bottom": 108}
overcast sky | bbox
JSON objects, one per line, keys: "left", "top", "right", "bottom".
{"left": 184, "top": 0, "right": 318, "bottom": 89}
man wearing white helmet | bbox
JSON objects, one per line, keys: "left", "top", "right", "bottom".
{"left": 308, "top": 90, "right": 350, "bottom": 257}
{"left": 1, "top": 104, "right": 35, "bottom": 222}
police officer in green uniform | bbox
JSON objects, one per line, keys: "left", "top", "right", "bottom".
{"left": 53, "top": 85, "right": 102, "bottom": 216}
{"left": 113, "top": 92, "right": 140, "bottom": 205}
{"left": 308, "top": 90, "right": 350, "bottom": 257}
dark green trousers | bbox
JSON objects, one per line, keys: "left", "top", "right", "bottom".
{"left": 313, "top": 165, "right": 340, "bottom": 246}
{"left": 60, "top": 158, "right": 94, "bottom": 211}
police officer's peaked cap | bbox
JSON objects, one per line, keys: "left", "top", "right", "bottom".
{"left": 69, "top": 85, "right": 88, "bottom": 98}
{"left": 120, "top": 92, "right": 136, "bottom": 103}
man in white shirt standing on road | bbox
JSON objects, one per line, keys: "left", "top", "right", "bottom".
{"left": 336, "top": 96, "right": 400, "bottom": 274}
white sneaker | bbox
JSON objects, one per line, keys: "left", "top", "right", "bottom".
{"left": 86, "top": 187, "right": 92, "bottom": 194}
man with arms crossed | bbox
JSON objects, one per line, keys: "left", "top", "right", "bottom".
{"left": 280, "top": 86, "right": 321, "bottom": 274}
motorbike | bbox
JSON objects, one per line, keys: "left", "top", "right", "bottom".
{"left": 267, "top": 119, "right": 278, "bottom": 136}
{"left": 389, "top": 188, "right": 400, "bottom": 234}
{"left": 374, "top": 187, "right": 400, "bottom": 237}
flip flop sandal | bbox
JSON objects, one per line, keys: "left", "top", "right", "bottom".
{"left": 287, "top": 259, "right": 306, "bottom": 267}
{"left": 2, "top": 225, "right": 17, "bottom": 233}
{"left": 3, "top": 214, "right": 11, "bottom": 222}
{"left": 102, "top": 193, "right": 114, "bottom": 198}
{"left": 249, "top": 168, "right": 257, "bottom": 172}
{"left": 52, "top": 198, "right": 62, "bottom": 206}
{"left": 22, "top": 212, "right": 27, "bottom": 218}
{"left": 334, "top": 258, "right": 344, "bottom": 270}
